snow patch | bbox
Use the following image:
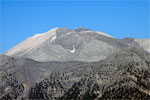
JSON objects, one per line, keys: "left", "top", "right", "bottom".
{"left": 67, "top": 32, "right": 72, "bottom": 35}
{"left": 69, "top": 45, "right": 75, "bottom": 53}
{"left": 51, "top": 36, "right": 56, "bottom": 42}
{"left": 57, "top": 56, "right": 61, "bottom": 58}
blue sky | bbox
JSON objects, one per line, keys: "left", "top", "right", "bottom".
{"left": 0, "top": 0, "right": 149, "bottom": 53}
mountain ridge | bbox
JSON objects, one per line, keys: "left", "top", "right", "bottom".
{"left": 4, "top": 27, "right": 150, "bottom": 62}
{"left": 0, "top": 27, "right": 150, "bottom": 99}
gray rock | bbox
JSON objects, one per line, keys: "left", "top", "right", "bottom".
{"left": 5, "top": 27, "right": 149, "bottom": 62}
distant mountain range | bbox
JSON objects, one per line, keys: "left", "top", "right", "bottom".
{"left": 0, "top": 27, "right": 150, "bottom": 99}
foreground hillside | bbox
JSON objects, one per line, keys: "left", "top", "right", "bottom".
{"left": 0, "top": 47, "right": 150, "bottom": 100}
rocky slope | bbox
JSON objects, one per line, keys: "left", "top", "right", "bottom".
{"left": 1, "top": 27, "right": 150, "bottom": 99}
{"left": 0, "top": 47, "right": 150, "bottom": 100}
{"left": 134, "top": 39, "right": 150, "bottom": 53}
{"left": 5, "top": 27, "right": 149, "bottom": 62}
{"left": 59, "top": 47, "right": 150, "bottom": 100}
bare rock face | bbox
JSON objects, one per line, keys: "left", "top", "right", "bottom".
{"left": 4, "top": 27, "right": 146, "bottom": 62}
{"left": 134, "top": 39, "right": 150, "bottom": 53}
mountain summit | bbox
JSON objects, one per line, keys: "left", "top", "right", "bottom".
{"left": 4, "top": 27, "right": 150, "bottom": 62}
{"left": 0, "top": 27, "right": 150, "bottom": 100}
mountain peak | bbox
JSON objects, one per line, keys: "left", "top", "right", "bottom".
{"left": 47, "top": 27, "right": 71, "bottom": 37}
{"left": 4, "top": 27, "right": 150, "bottom": 62}
{"left": 48, "top": 27, "right": 70, "bottom": 32}
{"left": 74, "top": 27, "right": 92, "bottom": 32}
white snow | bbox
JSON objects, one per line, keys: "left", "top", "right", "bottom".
{"left": 69, "top": 45, "right": 75, "bottom": 53}
{"left": 51, "top": 36, "right": 56, "bottom": 42}
{"left": 67, "top": 32, "right": 72, "bottom": 35}
{"left": 57, "top": 56, "right": 61, "bottom": 58}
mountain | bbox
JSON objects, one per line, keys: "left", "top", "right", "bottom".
{"left": 0, "top": 47, "right": 150, "bottom": 99}
{"left": 4, "top": 27, "right": 149, "bottom": 62}
{"left": 134, "top": 39, "right": 150, "bottom": 53}
{"left": 1, "top": 27, "right": 150, "bottom": 99}
{"left": 60, "top": 47, "right": 150, "bottom": 100}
